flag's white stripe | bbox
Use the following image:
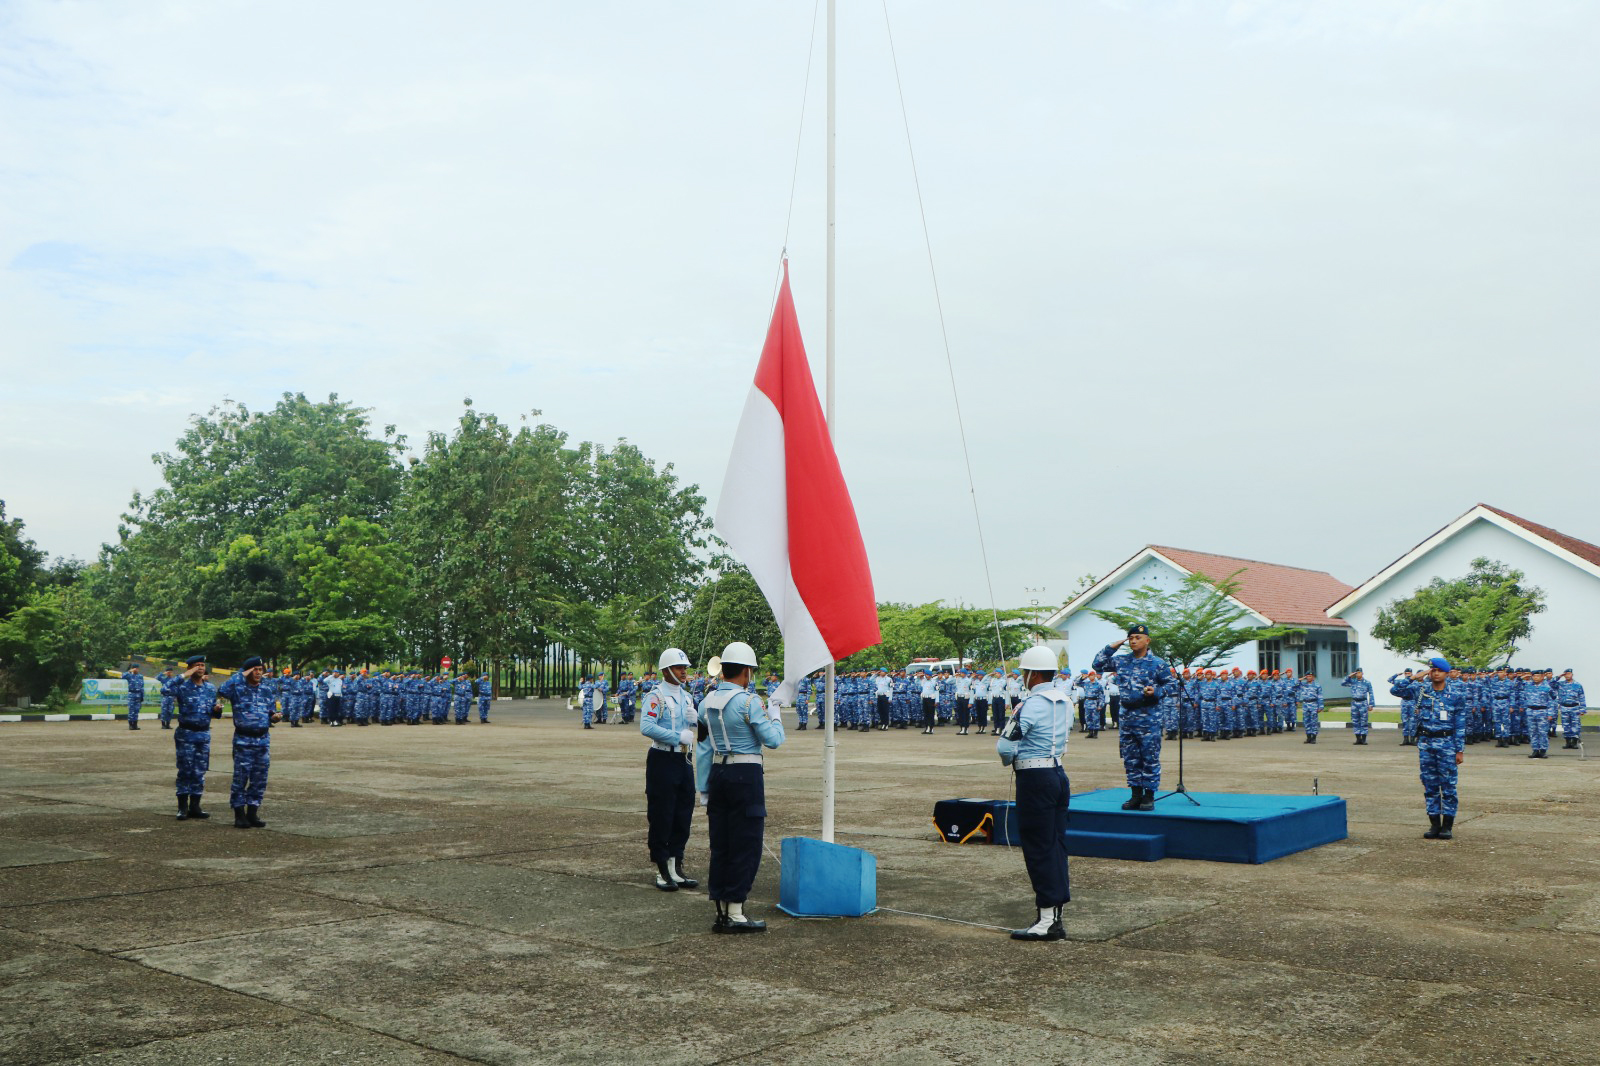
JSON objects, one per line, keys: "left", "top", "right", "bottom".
{"left": 715, "top": 385, "right": 833, "bottom": 696}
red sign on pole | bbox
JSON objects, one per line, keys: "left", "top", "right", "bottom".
{"left": 441, "top": 657, "right": 454, "bottom": 671}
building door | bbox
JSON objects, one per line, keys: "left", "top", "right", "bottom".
{"left": 1297, "top": 646, "right": 1317, "bottom": 678}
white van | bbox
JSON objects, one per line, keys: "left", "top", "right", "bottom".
{"left": 904, "top": 658, "right": 973, "bottom": 674}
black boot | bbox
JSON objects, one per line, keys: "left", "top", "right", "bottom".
{"left": 1529, "top": 749, "right": 1540, "bottom": 759}
{"left": 669, "top": 858, "right": 699, "bottom": 890}
{"left": 1424, "top": 814, "right": 1441, "bottom": 839}
{"left": 654, "top": 860, "right": 678, "bottom": 892}
{"left": 176, "top": 796, "right": 190, "bottom": 821}
{"left": 1121, "top": 788, "right": 1142, "bottom": 811}
{"left": 711, "top": 901, "right": 728, "bottom": 933}
{"left": 188, "top": 794, "right": 209, "bottom": 820}
{"left": 1307, "top": 734, "right": 1317, "bottom": 744}
{"left": 234, "top": 807, "right": 251, "bottom": 829}
{"left": 1137, "top": 787, "right": 1155, "bottom": 812}
{"left": 245, "top": 805, "right": 266, "bottom": 828}
{"left": 1438, "top": 815, "right": 1454, "bottom": 840}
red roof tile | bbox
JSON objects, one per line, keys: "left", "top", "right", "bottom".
{"left": 1480, "top": 505, "right": 1600, "bottom": 569}
{"left": 1148, "top": 545, "right": 1354, "bottom": 628}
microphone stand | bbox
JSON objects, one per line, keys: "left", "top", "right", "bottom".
{"left": 1154, "top": 671, "right": 1201, "bottom": 807}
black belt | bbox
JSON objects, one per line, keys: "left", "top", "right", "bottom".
{"left": 234, "top": 725, "right": 269, "bottom": 738}
{"left": 176, "top": 722, "right": 211, "bottom": 733}
{"left": 1418, "top": 728, "right": 1453, "bottom": 738}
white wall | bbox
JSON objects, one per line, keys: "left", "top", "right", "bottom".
{"left": 1340, "top": 518, "right": 1600, "bottom": 706}
{"left": 1057, "top": 555, "right": 1260, "bottom": 674}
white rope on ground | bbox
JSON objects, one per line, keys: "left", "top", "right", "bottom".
{"left": 878, "top": 0, "right": 1011, "bottom": 665}
{"left": 876, "top": 907, "right": 1014, "bottom": 933}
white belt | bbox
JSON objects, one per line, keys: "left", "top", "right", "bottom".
{"left": 651, "top": 742, "right": 693, "bottom": 754}
{"left": 714, "top": 753, "right": 763, "bottom": 765}
{"left": 1015, "top": 757, "right": 1062, "bottom": 770}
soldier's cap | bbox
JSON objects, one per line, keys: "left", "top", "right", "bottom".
{"left": 1428, "top": 656, "right": 1452, "bottom": 672}
{"left": 241, "top": 656, "right": 263, "bottom": 669}
{"left": 1126, "top": 624, "right": 1149, "bottom": 637}
{"left": 1563, "top": 668, "right": 1573, "bottom": 674}
{"left": 185, "top": 655, "right": 206, "bottom": 667}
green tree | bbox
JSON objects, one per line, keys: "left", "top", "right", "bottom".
{"left": 0, "top": 500, "right": 46, "bottom": 618}
{"left": 1370, "top": 557, "right": 1545, "bottom": 669}
{"left": 106, "top": 393, "right": 405, "bottom": 664}
{"left": 668, "top": 567, "right": 782, "bottom": 673}
{"left": 1088, "top": 570, "right": 1300, "bottom": 669}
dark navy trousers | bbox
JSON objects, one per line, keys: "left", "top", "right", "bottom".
{"left": 706, "top": 763, "right": 765, "bottom": 903}
{"left": 1016, "top": 765, "right": 1071, "bottom": 909}
{"left": 644, "top": 747, "right": 694, "bottom": 864}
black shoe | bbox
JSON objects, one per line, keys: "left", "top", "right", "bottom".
{"left": 1424, "top": 814, "right": 1442, "bottom": 839}
{"left": 245, "top": 805, "right": 266, "bottom": 828}
{"left": 1137, "top": 789, "right": 1155, "bottom": 812}
{"left": 1121, "top": 788, "right": 1141, "bottom": 811}
{"left": 128, "top": 723, "right": 140, "bottom": 730}
{"left": 176, "top": 797, "right": 189, "bottom": 820}
{"left": 188, "top": 795, "right": 209, "bottom": 820}
{"left": 1307, "top": 734, "right": 1317, "bottom": 744}
{"left": 797, "top": 723, "right": 807, "bottom": 730}
{"left": 290, "top": 722, "right": 301, "bottom": 727}
{"left": 1011, "top": 906, "right": 1066, "bottom": 941}
{"left": 1438, "top": 815, "right": 1454, "bottom": 840}
{"left": 714, "top": 907, "right": 766, "bottom": 934}
{"left": 670, "top": 862, "right": 699, "bottom": 890}
{"left": 583, "top": 723, "right": 593, "bottom": 729}
{"left": 1495, "top": 738, "right": 1507, "bottom": 747}
{"left": 655, "top": 861, "right": 678, "bottom": 892}
{"left": 1529, "top": 750, "right": 1540, "bottom": 758}
{"left": 161, "top": 722, "right": 172, "bottom": 729}
{"left": 234, "top": 807, "right": 251, "bottom": 829}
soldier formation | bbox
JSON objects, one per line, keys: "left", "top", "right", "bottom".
{"left": 1391, "top": 665, "right": 1587, "bottom": 757}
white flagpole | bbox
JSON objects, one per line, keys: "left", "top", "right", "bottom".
{"left": 821, "top": 0, "right": 838, "bottom": 845}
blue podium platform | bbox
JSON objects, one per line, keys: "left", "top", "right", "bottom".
{"left": 1064, "top": 789, "right": 1347, "bottom": 864}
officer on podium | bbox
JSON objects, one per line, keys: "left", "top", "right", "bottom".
{"left": 996, "top": 644, "right": 1071, "bottom": 942}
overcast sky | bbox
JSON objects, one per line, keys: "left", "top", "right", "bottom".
{"left": 4, "top": 0, "right": 1597, "bottom": 610}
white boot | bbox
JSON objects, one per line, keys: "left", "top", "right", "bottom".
{"left": 1011, "top": 906, "right": 1062, "bottom": 941}
{"left": 669, "top": 857, "right": 698, "bottom": 889}
{"left": 718, "top": 901, "right": 766, "bottom": 934}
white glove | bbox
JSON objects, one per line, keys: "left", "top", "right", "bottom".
{"left": 684, "top": 707, "right": 698, "bottom": 728}
{"left": 678, "top": 728, "right": 695, "bottom": 747}
{"left": 697, "top": 792, "right": 709, "bottom": 807}
{"left": 766, "top": 702, "right": 783, "bottom": 723}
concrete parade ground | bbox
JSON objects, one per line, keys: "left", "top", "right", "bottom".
{"left": 2, "top": 703, "right": 1597, "bottom": 1065}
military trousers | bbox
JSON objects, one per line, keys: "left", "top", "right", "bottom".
{"left": 126, "top": 697, "right": 143, "bottom": 726}
{"left": 705, "top": 763, "right": 765, "bottom": 903}
{"left": 1303, "top": 707, "right": 1321, "bottom": 736}
{"left": 645, "top": 748, "right": 695, "bottom": 864}
{"left": 1349, "top": 703, "right": 1371, "bottom": 736}
{"left": 174, "top": 727, "right": 211, "bottom": 796}
{"left": 1560, "top": 708, "right": 1582, "bottom": 739}
{"left": 1015, "top": 765, "right": 1071, "bottom": 909}
{"left": 160, "top": 696, "right": 175, "bottom": 726}
{"left": 1528, "top": 709, "right": 1551, "bottom": 753}
{"left": 1417, "top": 736, "right": 1459, "bottom": 816}
{"left": 1119, "top": 711, "right": 1163, "bottom": 790}
{"left": 954, "top": 697, "right": 969, "bottom": 728}
{"left": 478, "top": 696, "right": 491, "bottom": 722}
{"left": 992, "top": 699, "right": 1007, "bottom": 732}
{"left": 230, "top": 735, "right": 270, "bottom": 807}
{"left": 877, "top": 695, "right": 892, "bottom": 727}
{"left": 922, "top": 698, "right": 936, "bottom": 730}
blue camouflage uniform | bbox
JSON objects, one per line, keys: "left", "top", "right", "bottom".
{"left": 1510, "top": 675, "right": 1528, "bottom": 742}
{"left": 702, "top": 679, "right": 784, "bottom": 905}
{"left": 1525, "top": 673, "right": 1555, "bottom": 755}
{"left": 453, "top": 675, "right": 472, "bottom": 723}
{"left": 1298, "top": 679, "right": 1324, "bottom": 739}
{"left": 1391, "top": 671, "right": 1466, "bottom": 821}
{"left": 173, "top": 676, "right": 220, "bottom": 799}
{"left": 996, "top": 678, "right": 1072, "bottom": 909}
{"left": 218, "top": 668, "right": 276, "bottom": 813}
{"left": 795, "top": 674, "right": 812, "bottom": 728}
{"left": 1093, "top": 642, "right": 1177, "bottom": 792}
{"left": 316, "top": 672, "right": 330, "bottom": 720}
{"left": 1489, "top": 671, "right": 1512, "bottom": 742}
{"left": 580, "top": 678, "right": 597, "bottom": 727}
{"left": 1159, "top": 677, "right": 1179, "bottom": 738}
{"left": 1081, "top": 677, "right": 1105, "bottom": 734}
{"left": 1557, "top": 674, "right": 1586, "bottom": 745}
{"left": 1342, "top": 673, "right": 1374, "bottom": 739}
{"left": 1391, "top": 672, "right": 1417, "bottom": 742}
{"left": 158, "top": 671, "right": 178, "bottom": 727}
{"left": 477, "top": 675, "right": 492, "bottom": 722}
{"left": 1197, "top": 675, "right": 1219, "bottom": 738}
{"left": 121, "top": 668, "right": 146, "bottom": 727}
{"left": 618, "top": 675, "right": 638, "bottom": 723}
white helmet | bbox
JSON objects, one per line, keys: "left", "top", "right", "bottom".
{"left": 1018, "top": 645, "right": 1059, "bottom": 673}
{"left": 658, "top": 648, "right": 691, "bottom": 671}
{"left": 720, "top": 641, "right": 759, "bottom": 668}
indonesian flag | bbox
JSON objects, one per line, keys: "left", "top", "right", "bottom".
{"left": 716, "top": 263, "right": 881, "bottom": 703}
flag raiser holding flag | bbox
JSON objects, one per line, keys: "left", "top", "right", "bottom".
{"left": 715, "top": 263, "right": 881, "bottom": 704}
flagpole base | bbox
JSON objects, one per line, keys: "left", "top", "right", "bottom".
{"left": 777, "top": 837, "right": 877, "bottom": 917}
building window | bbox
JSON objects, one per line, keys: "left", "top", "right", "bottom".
{"left": 1330, "top": 638, "right": 1355, "bottom": 677}
{"left": 1258, "top": 639, "right": 1281, "bottom": 673}
{"left": 1297, "top": 647, "right": 1317, "bottom": 678}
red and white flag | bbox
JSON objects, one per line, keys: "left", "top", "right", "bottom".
{"left": 716, "top": 264, "right": 880, "bottom": 702}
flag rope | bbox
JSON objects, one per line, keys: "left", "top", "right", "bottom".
{"left": 878, "top": 0, "right": 1011, "bottom": 666}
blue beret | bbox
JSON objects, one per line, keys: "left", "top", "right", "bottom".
{"left": 185, "top": 655, "right": 206, "bottom": 666}
{"left": 1428, "top": 656, "right": 1451, "bottom": 672}
{"left": 1564, "top": 668, "right": 1573, "bottom": 674}
{"left": 241, "top": 656, "right": 263, "bottom": 669}
{"left": 1127, "top": 624, "right": 1149, "bottom": 636}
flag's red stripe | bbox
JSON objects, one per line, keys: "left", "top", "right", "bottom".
{"left": 752, "top": 268, "right": 881, "bottom": 659}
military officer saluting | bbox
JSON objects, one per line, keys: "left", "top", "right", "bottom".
{"left": 640, "top": 648, "right": 701, "bottom": 893}
{"left": 1390, "top": 657, "right": 1466, "bottom": 840}
{"left": 1094, "top": 624, "right": 1177, "bottom": 811}
{"left": 996, "top": 645, "right": 1072, "bottom": 941}
{"left": 171, "top": 655, "right": 222, "bottom": 820}
{"left": 701, "top": 641, "right": 784, "bottom": 934}
{"left": 218, "top": 656, "right": 281, "bottom": 829}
